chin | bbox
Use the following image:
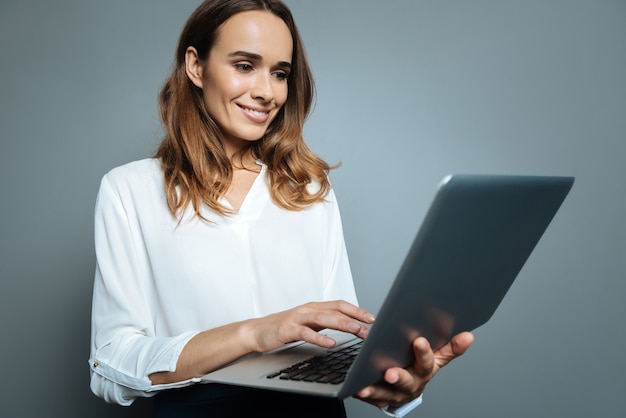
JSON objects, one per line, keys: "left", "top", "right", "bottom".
{"left": 239, "top": 128, "right": 271, "bottom": 142}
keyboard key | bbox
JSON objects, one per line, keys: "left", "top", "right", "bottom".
{"left": 267, "top": 340, "right": 363, "bottom": 384}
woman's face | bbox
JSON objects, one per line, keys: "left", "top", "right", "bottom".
{"left": 187, "top": 10, "right": 293, "bottom": 155}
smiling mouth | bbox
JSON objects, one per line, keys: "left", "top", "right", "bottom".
{"left": 239, "top": 104, "right": 270, "bottom": 117}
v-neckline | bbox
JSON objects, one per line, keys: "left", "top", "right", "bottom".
{"left": 221, "top": 161, "right": 266, "bottom": 217}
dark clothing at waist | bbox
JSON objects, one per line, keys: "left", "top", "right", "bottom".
{"left": 153, "top": 383, "right": 347, "bottom": 418}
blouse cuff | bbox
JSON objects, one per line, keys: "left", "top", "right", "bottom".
{"left": 89, "top": 330, "right": 201, "bottom": 395}
{"left": 89, "top": 358, "right": 201, "bottom": 392}
{"left": 380, "top": 395, "right": 423, "bottom": 418}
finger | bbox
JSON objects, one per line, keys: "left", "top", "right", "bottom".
{"left": 355, "top": 370, "right": 415, "bottom": 408}
{"left": 434, "top": 331, "right": 474, "bottom": 367}
{"left": 411, "top": 337, "right": 435, "bottom": 377}
{"left": 296, "top": 326, "right": 337, "bottom": 348}
{"left": 384, "top": 366, "right": 415, "bottom": 389}
{"left": 355, "top": 383, "right": 402, "bottom": 408}
{"left": 320, "top": 300, "right": 376, "bottom": 324}
{"left": 323, "top": 312, "right": 371, "bottom": 339}
{"left": 303, "top": 301, "right": 374, "bottom": 338}
{"left": 454, "top": 331, "right": 475, "bottom": 352}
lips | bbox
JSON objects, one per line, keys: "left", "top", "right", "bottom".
{"left": 241, "top": 105, "right": 269, "bottom": 115}
{"left": 238, "top": 104, "right": 271, "bottom": 123}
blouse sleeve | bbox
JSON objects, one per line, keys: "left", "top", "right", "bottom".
{"left": 88, "top": 174, "right": 200, "bottom": 406}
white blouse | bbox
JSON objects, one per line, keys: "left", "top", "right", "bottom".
{"left": 89, "top": 158, "right": 358, "bottom": 405}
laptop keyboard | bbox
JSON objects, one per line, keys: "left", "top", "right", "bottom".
{"left": 266, "top": 340, "right": 363, "bottom": 385}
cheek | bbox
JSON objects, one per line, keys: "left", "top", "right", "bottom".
{"left": 275, "top": 84, "right": 289, "bottom": 108}
{"left": 226, "top": 76, "right": 248, "bottom": 94}
{"left": 204, "top": 73, "right": 246, "bottom": 104}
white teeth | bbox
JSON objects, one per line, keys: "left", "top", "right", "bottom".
{"left": 242, "top": 106, "right": 268, "bottom": 116}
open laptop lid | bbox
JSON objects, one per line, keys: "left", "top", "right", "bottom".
{"left": 203, "top": 174, "right": 574, "bottom": 399}
{"left": 338, "top": 174, "right": 574, "bottom": 397}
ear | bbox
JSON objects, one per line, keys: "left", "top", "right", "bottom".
{"left": 185, "top": 46, "right": 204, "bottom": 88}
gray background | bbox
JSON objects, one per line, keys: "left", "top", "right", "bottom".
{"left": 1, "top": 0, "right": 624, "bottom": 417}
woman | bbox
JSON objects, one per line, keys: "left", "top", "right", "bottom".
{"left": 89, "top": 1, "right": 473, "bottom": 417}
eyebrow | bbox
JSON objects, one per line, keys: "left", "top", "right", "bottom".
{"left": 228, "top": 50, "right": 291, "bottom": 69}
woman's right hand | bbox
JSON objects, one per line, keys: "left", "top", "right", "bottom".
{"left": 151, "top": 300, "right": 374, "bottom": 385}
{"left": 246, "top": 300, "right": 375, "bottom": 353}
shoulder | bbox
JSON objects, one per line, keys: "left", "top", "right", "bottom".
{"left": 101, "top": 158, "right": 162, "bottom": 190}
{"left": 98, "top": 158, "right": 164, "bottom": 205}
{"left": 103, "top": 158, "right": 161, "bottom": 183}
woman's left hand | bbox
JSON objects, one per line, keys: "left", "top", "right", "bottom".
{"left": 353, "top": 331, "right": 474, "bottom": 409}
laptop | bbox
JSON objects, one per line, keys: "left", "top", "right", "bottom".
{"left": 202, "top": 174, "right": 574, "bottom": 399}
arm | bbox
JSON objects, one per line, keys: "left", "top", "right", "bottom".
{"left": 151, "top": 300, "right": 375, "bottom": 384}
{"left": 91, "top": 172, "right": 374, "bottom": 401}
{"left": 89, "top": 174, "right": 200, "bottom": 404}
{"left": 152, "top": 187, "right": 373, "bottom": 385}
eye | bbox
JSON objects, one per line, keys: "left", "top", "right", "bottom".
{"left": 234, "top": 62, "right": 253, "bottom": 72}
{"left": 272, "top": 71, "right": 290, "bottom": 81}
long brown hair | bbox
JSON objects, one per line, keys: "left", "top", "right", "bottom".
{"left": 155, "top": 0, "right": 331, "bottom": 220}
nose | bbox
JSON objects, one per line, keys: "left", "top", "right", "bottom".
{"left": 250, "top": 73, "right": 273, "bottom": 102}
